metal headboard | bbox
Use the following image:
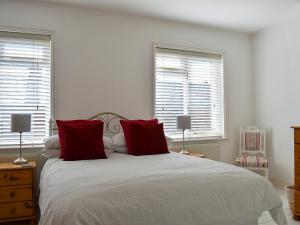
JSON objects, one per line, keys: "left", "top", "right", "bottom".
{"left": 49, "top": 112, "right": 128, "bottom": 136}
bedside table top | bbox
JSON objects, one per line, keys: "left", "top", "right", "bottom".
{"left": 188, "top": 153, "right": 206, "bottom": 158}
{"left": 0, "top": 161, "right": 36, "bottom": 170}
{"left": 174, "top": 151, "right": 206, "bottom": 158}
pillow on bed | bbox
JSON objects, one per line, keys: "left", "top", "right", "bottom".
{"left": 44, "top": 135, "right": 113, "bottom": 150}
{"left": 44, "top": 135, "right": 60, "bottom": 149}
{"left": 43, "top": 133, "right": 114, "bottom": 158}
{"left": 110, "top": 133, "right": 127, "bottom": 153}
{"left": 120, "top": 119, "right": 158, "bottom": 154}
{"left": 111, "top": 133, "right": 126, "bottom": 147}
{"left": 103, "top": 136, "right": 114, "bottom": 149}
{"left": 41, "top": 148, "right": 61, "bottom": 158}
{"left": 41, "top": 148, "right": 114, "bottom": 159}
{"left": 129, "top": 123, "right": 169, "bottom": 156}
{"left": 56, "top": 120, "right": 107, "bottom": 161}
{"left": 112, "top": 145, "right": 128, "bottom": 153}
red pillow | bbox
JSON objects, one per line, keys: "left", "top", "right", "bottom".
{"left": 120, "top": 119, "right": 158, "bottom": 154}
{"left": 56, "top": 120, "right": 107, "bottom": 161}
{"left": 129, "top": 123, "right": 169, "bottom": 156}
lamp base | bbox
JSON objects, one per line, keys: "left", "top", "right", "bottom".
{"left": 13, "top": 157, "right": 28, "bottom": 165}
{"left": 179, "top": 150, "right": 190, "bottom": 155}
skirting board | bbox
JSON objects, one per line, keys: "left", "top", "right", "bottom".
{"left": 269, "top": 177, "right": 292, "bottom": 190}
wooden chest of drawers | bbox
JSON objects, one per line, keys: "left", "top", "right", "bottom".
{"left": 0, "top": 161, "right": 36, "bottom": 225}
{"left": 291, "top": 127, "right": 300, "bottom": 218}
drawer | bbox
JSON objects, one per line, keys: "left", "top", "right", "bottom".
{"left": 295, "top": 144, "right": 300, "bottom": 187}
{"left": 0, "top": 187, "right": 32, "bottom": 203}
{"left": 295, "top": 166, "right": 300, "bottom": 188}
{"left": 295, "top": 144, "right": 300, "bottom": 167}
{"left": 0, "top": 201, "right": 34, "bottom": 219}
{"left": 295, "top": 189, "right": 300, "bottom": 213}
{"left": 295, "top": 129, "right": 300, "bottom": 144}
{"left": 0, "top": 169, "right": 32, "bottom": 187}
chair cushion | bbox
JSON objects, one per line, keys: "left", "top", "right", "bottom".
{"left": 235, "top": 153, "right": 268, "bottom": 168}
{"left": 245, "top": 132, "right": 261, "bottom": 151}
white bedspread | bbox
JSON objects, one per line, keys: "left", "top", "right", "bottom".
{"left": 39, "top": 152, "right": 287, "bottom": 225}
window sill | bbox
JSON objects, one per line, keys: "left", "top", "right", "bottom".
{"left": 0, "top": 144, "right": 44, "bottom": 150}
{"left": 167, "top": 136, "right": 229, "bottom": 143}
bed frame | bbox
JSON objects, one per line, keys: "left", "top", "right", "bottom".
{"left": 49, "top": 112, "right": 128, "bottom": 136}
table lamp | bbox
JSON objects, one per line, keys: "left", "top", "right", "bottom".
{"left": 11, "top": 114, "right": 31, "bottom": 164}
{"left": 177, "top": 115, "right": 191, "bottom": 154}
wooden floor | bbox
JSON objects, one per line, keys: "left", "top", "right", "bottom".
{"left": 259, "top": 189, "right": 299, "bottom": 225}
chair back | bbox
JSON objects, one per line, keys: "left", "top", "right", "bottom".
{"left": 239, "top": 126, "right": 266, "bottom": 156}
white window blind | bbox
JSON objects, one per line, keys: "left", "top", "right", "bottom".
{"left": 154, "top": 47, "right": 224, "bottom": 139}
{"left": 0, "top": 31, "right": 52, "bottom": 146}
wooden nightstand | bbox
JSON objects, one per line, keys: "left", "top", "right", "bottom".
{"left": 0, "top": 161, "right": 36, "bottom": 225}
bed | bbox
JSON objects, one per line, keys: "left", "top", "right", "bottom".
{"left": 39, "top": 113, "right": 287, "bottom": 225}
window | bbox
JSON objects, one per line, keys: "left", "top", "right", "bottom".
{"left": 154, "top": 46, "right": 224, "bottom": 139}
{"left": 0, "top": 30, "right": 52, "bottom": 146}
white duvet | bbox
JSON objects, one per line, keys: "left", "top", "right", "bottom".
{"left": 39, "top": 152, "right": 287, "bottom": 225}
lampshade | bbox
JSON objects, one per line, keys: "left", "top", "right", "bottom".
{"left": 176, "top": 115, "right": 191, "bottom": 130}
{"left": 11, "top": 114, "right": 31, "bottom": 133}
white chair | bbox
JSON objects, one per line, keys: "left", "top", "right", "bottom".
{"left": 235, "top": 126, "right": 269, "bottom": 178}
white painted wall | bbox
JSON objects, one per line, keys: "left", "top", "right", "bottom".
{"left": 0, "top": 0, "right": 253, "bottom": 163}
{"left": 252, "top": 6, "right": 300, "bottom": 184}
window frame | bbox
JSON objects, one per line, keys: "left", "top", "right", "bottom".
{"left": 152, "top": 43, "right": 227, "bottom": 141}
{"left": 0, "top": 26, "right": 54, "bottom": 148}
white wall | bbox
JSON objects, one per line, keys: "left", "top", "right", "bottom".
{"left": 252, "top": 7, "right": 300, "bottom": 184}
{"left": 0, "top": 0, "right": 253, "bottom": 163}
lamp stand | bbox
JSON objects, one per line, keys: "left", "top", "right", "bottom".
{"left": 14, "top": 132, "right": 28, "bottom": 165}
{"left": 179, "top": 129, "right": 189, "bottom": 155}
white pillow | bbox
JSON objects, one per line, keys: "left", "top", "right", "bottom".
{"left": 41, "top": 148, "right": 60, "bottom": 158}
{"left": 112, "top": 146, "right": 128, "bottom": 153}
{"left": 103, "top": 136, "right": 113, "bottom": 149}
{"left": 112, "top": 133, "right": 126, "bottom": 147}
{"left": 110, "top": 133, "right": 128, "bottom": 153}
{"left": 43, "top": 135, "right": 115, "bottom": 158}
{"left": 105, "top": 148, "right": 114, "bottom": 154}
{"left": 44, "top": 135, "right": 60, "bottom": 149}
{"left": 44, "top": 135, "right": 114, "bottom": 150}
{"left": 41, "top": 148, "right": 114, "bottom": 159}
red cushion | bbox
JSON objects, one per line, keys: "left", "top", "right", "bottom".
{"left": 56, "top": 120, "right": 107, "bottom": 161}
{"left": 120, "top": 119, "right": 158, "bottom": 154}
{"left": 129, "top": 123, "right": 169, "bottom": 156}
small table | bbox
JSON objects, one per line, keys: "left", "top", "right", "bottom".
{"left": 0, "top": 161, "right": 36, "bottom": 225}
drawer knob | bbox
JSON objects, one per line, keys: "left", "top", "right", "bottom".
{"left": 10, "top": 207, "right": 16, "bottom": 214}
{"left": 10, "top": 192, "right": 16, "bottom": 198}
{"left": 3, "top": 174, "right": 7, "bottom": 178}
{"left": 9, "top": 176, "right": 19, "bottom": 181}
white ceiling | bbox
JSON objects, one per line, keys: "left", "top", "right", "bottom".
{"left": 41, "top": 0, "right": 299, "bottom": 33}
